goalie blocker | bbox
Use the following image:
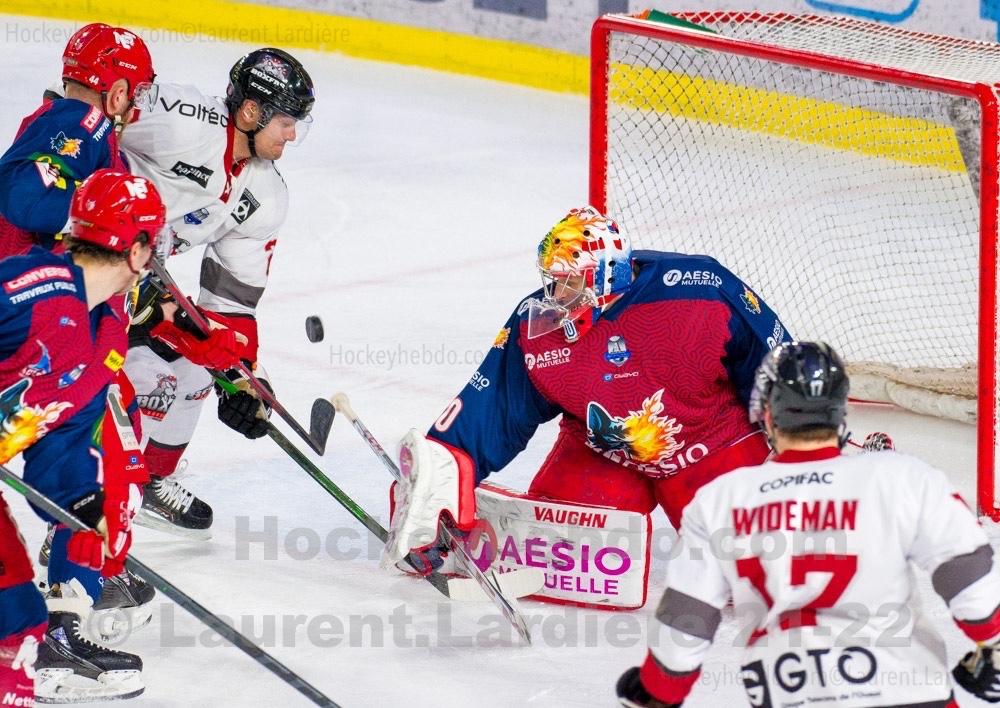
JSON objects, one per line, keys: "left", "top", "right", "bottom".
{"left": 387, "top": 432, "right": 651, "bottom": 609}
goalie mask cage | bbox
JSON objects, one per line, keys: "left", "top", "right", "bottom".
{"left": 589, "top": 11, "right": 1000, "bottom": 519}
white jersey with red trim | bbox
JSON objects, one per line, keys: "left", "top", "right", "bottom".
{"left": 644, "top": 447, "right": 1000, "bottom": 707}
{"left": 120, "top": 82, "right": 288, "bottom": 316}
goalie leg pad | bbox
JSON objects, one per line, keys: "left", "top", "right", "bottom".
{"left": 474, "top": 482, "right": 651, "bottom": 610}
{"left": 382, "top": 432, "right": 476, "bottom": 567}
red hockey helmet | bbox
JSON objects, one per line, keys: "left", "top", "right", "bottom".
{"left": 70, "top": 169, "right": 166, "bottom": 254}
{"left": 62, "top": 23, "right": 155, "bottom": 103}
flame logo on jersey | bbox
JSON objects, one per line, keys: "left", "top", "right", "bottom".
{"left": 586, "top": 389, "right": 684, "bottom": 465}
{"left": 0, "top": 379, "right": 72, "bottom": 463}
{"left": 538, "top": 210, "right": 608, "bottom": 271}
{"left": 741, "top": 286, "right": 762, "bottom": 315}
{"left": 492, "top": 327, "right": 510, "bottom": 350}
{"left": 50, "top": 132, "right": 82, "bottom": 158}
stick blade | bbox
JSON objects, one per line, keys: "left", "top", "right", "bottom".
{"left": 446, "top": 568, "right": 545, "bottom": 602}
{"left": 309, "top": 398, "right": 336, "bottom": 456}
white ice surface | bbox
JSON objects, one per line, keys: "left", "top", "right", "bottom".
{"left": 0, "top": 14, "right": 994, "bottom": 707}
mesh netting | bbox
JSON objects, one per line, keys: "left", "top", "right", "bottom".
{"left": 600, "top": 13, "right": 999, "bottom": 402}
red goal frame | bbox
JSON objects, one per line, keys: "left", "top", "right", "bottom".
{"left": 589, "top": 12, "right": 1000, "bottom": 519}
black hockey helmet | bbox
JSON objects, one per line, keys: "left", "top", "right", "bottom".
{"left": 226, "top": 48, "right": 314, "bottom": 156}
{"left": 749, "top": 341, "right": 849, "bottom": 434}
{"left": 226, "top": 47, "right": 314, "bottom": 121}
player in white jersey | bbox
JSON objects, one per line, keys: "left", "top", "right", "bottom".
{"left": 617, "top": 341, "right": 1000, "bottom": 707}
{"left": 119, "top": 48, "right": 315, "bottom": 537}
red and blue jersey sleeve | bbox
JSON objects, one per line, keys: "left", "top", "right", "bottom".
{"left": 715, "top": 264, "right": 792, "bottom": 404}
{"left": 0, "top": 249, "right": 127, "bottom": 438}
{"left": 0, "top": 99, "right": 114, "bottom": 235}
{"left": 427, "top": 304, "right": 560, "bottom": 482}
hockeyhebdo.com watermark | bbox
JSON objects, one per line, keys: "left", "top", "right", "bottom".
{"left": 3, "top": 21, "right": 351, "bottom": 47}
{"left": 328, "top": 343, "right": 485, "bottom": 371}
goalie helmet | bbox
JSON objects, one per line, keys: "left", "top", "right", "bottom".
{"left": 749, "top": 341, "right": 849, "bottom": 435}
{"left": 528, "top": 206, "right": 633, "bottom": 342}
{"left": 70, "top": 169, "right": 166, "bottom": 254}
{"left": 62, "top": 23, "right": 156, "bottom": 106}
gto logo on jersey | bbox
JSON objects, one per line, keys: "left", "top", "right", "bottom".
{"left": 604, "top": 335, "right": 630, "bottom": 367}
{"left": 524, "top": 347, "right": 571, "bottom": 370}
{"left": 663, "top": 269, "right": 722, "bottom": 288}
{"left": 742, "top": 647, "right": 878, "bottom": 705}
{"left": 171, "top": 161, "right": 214, "bottom": 188}
{"left": 231, "top": 189, "right": 260, "bottom": 224}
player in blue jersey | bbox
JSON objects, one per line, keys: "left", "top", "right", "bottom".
{"left": 385, "top": 206, "right": 793, "bottom": 609}
{"left": 0, "top": 170, "right": 166, "bottom": 702}
{"left": 0, "top": 22, "right": 156, "bottom": 256}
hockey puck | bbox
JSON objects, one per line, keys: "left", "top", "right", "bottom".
{"left": 305, "top": 316, "right": 324, "bottom": 343}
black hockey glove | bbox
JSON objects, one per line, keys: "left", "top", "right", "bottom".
{"left": 616, "top": 667, "right": 681, "bottom": 708}
{"left": 128, "top": 274, "right": 172, "bottom": 329}
{"left": 954, "top": 645, "right": 1000, "bottom": 702}
{"left": 216, "top": 372, "right": 272, "bottom": 440}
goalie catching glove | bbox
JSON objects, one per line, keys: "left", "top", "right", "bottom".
{"left": 383, "top": 431, "right": 476, "bottom": 567}
{"left": 955, "top": 644, "right": 1000, "bottom": 703}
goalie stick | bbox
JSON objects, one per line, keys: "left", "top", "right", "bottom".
{"left": 329, "top": 392, "right": 541, "bottom": 644}
{"left": 263, "top": 419, "right": 540, "bottom": 606}
{"left": 0, "top": 465, "right": 338, "bottom": 707}
{"left": 147, "top": 259, "right": 334, "bottom": 455}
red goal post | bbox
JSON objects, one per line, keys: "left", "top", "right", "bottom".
{"left": 589, "top": 11, "right": 1000, "bottom": 519}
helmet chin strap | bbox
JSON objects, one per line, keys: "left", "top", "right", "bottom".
{"left": 237, "top": 124, "right": 261, "bottom": 158}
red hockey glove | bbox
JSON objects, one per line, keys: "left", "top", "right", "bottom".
{"left": 65, "top": 490, "right": 108, "bottom": 572}
{"left": 150, "top": 319, "right": 242, "bottom": 370}
{"left": 66, "top": 530, "right": 105, "bottom": 571}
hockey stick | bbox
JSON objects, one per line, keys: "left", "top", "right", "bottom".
{"left": 329, "top": 392, "right": 537, "bottom": 644}
{"left": 0, "top": 466, "right": 338, "bottom": 707}
{"left": 260, "top": 421, "right": 460, "bottom": 598}
{"left": 147, "top": 259, "right": 334, "bottom": 455}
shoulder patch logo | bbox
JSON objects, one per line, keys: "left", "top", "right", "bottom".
{"left": 104, "top": 349, "right": 125, "bottom": 372}
{"left": 605, "top": 335, "right": 631, "bottom": 367}
{"left": 50, "top": 131, "right": 82, "bottom": 158}
{"left": 170, "top": 161, "right": 214, "bottom": 189}
{"left": 493, "top": 327, "right": 510, "bottom": 350}
{"left": 34, "top": 159, "right": 67, "bottom": 190}
{"left": 231, "top": 188, "right": 260, "bottom": 224}
{"left": 741, "top": 286, "right": 762, "bottom": 315}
